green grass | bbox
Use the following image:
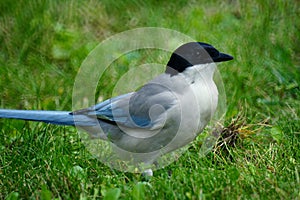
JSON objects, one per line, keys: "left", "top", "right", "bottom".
{"left": 0, "top": 0, "right": 299, "bottom": 199}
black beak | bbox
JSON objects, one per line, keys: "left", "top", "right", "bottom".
{"left": 214, "top": 52, "right": 234, "bottom": 62}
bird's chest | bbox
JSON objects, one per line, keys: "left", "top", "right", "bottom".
{"left": 170, "top": 76, "right": 218, "bottom": 140}
{"left": 191, "top": 79, "right": 218, "bottom": 129}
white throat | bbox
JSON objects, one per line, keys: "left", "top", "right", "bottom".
{"left": 182, "top": 63, "right": 217, "bottom": 84}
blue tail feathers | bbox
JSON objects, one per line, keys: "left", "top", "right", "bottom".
{"left": 0, "top": 109, "right": 98, "bottom": 126}
{"left": 0, "top": 109, "right": 76, "bottom": 125}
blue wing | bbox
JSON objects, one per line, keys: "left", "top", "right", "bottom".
{"left": 72, "top": 82, "right": 177, "bottom": 129}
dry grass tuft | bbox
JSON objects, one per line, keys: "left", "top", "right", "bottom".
{"left": 213, "top": 113, "right": 270, "bottom": 154}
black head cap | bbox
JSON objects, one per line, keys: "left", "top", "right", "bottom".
{"left": 166, "top": 42, "right": 233, "bottom": 75}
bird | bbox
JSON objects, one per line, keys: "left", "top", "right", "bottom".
{"left": 0, "top": 42, "right": 233, "bottom": 176}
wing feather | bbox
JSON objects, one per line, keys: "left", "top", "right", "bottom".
{"left": 72, "top": 82, "right": 177, "bottom": 129}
